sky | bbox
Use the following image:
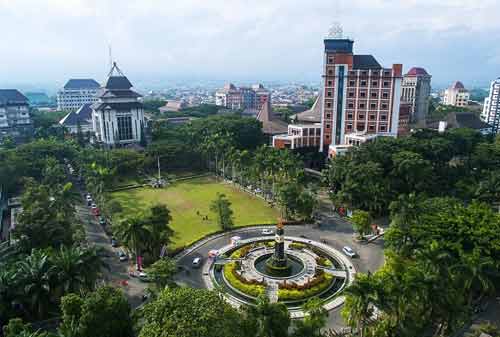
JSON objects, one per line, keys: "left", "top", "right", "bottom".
{"left": 0, "top": 0, "right": 499, "bottom": 91}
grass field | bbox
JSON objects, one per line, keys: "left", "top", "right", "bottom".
{"left": 110, "top": 176, "right": 280, "bottom": 248}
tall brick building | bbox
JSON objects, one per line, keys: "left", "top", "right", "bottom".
{"left": 320, "top": 35, "right": 403, "bottom": 156}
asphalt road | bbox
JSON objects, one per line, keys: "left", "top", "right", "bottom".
{"left": 77, "top": 201, "right": 147, "bottom": 308}
{"left": 174, "top": 212, "right": 385, "bottom": 330}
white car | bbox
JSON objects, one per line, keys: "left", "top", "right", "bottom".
{"left": 261, "top": 229, "right": 274, "bottom": 235}
{"left": 342, "top": 246, "right": 357, "bottom": 258}
{"left": 192, "top": 257, "right": 202, "bottom": 268}
{"left": 86, "top": 195, "right": 92, "bottom": 202}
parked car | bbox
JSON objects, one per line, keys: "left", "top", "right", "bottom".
{"left": 87, "top": 200, "right": 92, "bottom": 207}
{"left": 138, "top": 272, "right": 151, "bottom": 282}
{"left": 99, "top": 217, "right": 106, "bottom": 226}
{"left": 91, "top": 203, "right": 97, "bottom": 209}
{"left": 86, "top": 194, "right": 92, "bottom": 202}
{"left": 111, "top": 238, "right": 118, "bottom": 247}
{"left": 261, "top": 229, "right": 274, "bottom": 235}
{"left": 342, "top": 246, "right": 357, "bottom": 258}
{"left": 192, "top": 257, "right": 202, "bottom": 268}
{"left": 118, "top": 250, "right": 128, "bottom": 261}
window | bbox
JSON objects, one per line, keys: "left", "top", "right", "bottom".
{"left": 360, "top": 92, "right": 366, "bottom": 97}
{"left": 328, "top": 58, "right": 334, "bottom": 64}
{"left": 383, "top": 81, "right": 390, "bottom": 87}
{"left": 346, "top": 124, "right": 353, "bottom": 130}
{"left": 327, "top": 80, "right": 333, "bottom": 86}
{"left": 381, "top": 103, "right": 388, "bottom": 109}
{"left": 371, "top": 92, "right": 377, "bottom": 98}
{"left": 349, "top": 80, "right": 355, "bottom": 86}
{"left": 369, "top": 125, "right": 375, "bottom": 131}
{"left": 371, "top": 103, "right": 376, "bottom": 109}
{"left": 361, "top": 71, "right": 367, "bottom": 76}
{"left": 372, "top": 81, "right": 378, "bottom": 86}
{"left": 357, "top": 123, "right": 365, "bottom": 131}
{"left": 382, "top": 92, "right": 389, "bottom": 98}
{"left": 326, "top": 124, "right": 331, "bottom": 129}
{"left": 326, "top": 134, "right": 330, "bottom": 139}
{"left": 384, "top": 71, "right": 391, "bottom": 76}
{"left": 361, "top": 80, "right": 367, "bottom": 86}
{"left": 380, "top": 125, "right": 387, "bottom": 131}
{"left": 369, "top": 114, "right": 376, "bottom": 120}
{"left": 372, "top": 71, "right": 379, "bottom": 76}
{"left": 348, "top": 103, "right": 354, "bottom": 108}
{"left": 380, "top": 115, "right": 387, "bottom": 121}
{"left": 117, "top": 115, "right": 133, "bottom": 140}
{"left": 360, "top": 103, "right": 365, "bottom": 108}
{"left": 347, "top": 113, "right": 353, "bottom": 119}
{"left": 359, "top": 114, "right": 365, "bottom": 119}
{"left": 348, "top": 92, "right": 355, "bottom": 97}
{"left": 328, "top": 69, "right": 333, "bottom": 75}
{"left": 327, "top": 91, "right": 332, "bottom": 97}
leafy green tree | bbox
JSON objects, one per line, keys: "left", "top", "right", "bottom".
{"left": 292, "top": 298, "right": 327, "bottom": 337}
{"left": 139, "top": 288, "right": 246, "bottom": 337}
{"left": 59, "top": 286, "right": 133, "bottom": 337}
{"left": 350, "top": 210, "right": 372, "bottom": 239}
{"left": 342, "top": 273, "right": 377, "bottom": 337}
{"left": 113, "top": 216, "right": 152, "bottom": 267}
{"left": 145, "top": 257, "right": 177, "bottom": 290}
{"left": 144, "top": 204, "right": 174, "bottom": 261}
{"left": 3, "top": 318, "right": 48, "bottom": 337}
{"left": 210, "top": 193, "right": 234, "bottom": 231}
{"left": 244, "top": 295, "right": 290, "bottom": 337}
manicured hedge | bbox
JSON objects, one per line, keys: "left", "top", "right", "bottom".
{"left": 223, "top": 262, "right": 265, "bottom": 298}
{"left": 278, "top": 271, "right": 334, "bottom": 301}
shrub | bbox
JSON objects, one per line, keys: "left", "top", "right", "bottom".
{"left": 316, "top": 256, "right": 333, "bottom": 267}
{"left": 289, "top": 242, "right": 307, "bottom": 250}
{"left": 223, "top": 262, "right": 266, "bottom": 298}
{"left": 277, "top": 271, "right": 334, "bottom": 301}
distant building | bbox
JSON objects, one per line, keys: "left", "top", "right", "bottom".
{"left": 57, "top": 79, "right": 100, "bottom": 111}
{"left": 401, "top": 67, "right": 431, "bottom": 125}
{"left": 398, "top": 103, "right": 411, "bottom": 136}
{"left": 159, "top": 100, "right": 187, "bottom": 113}
{"left": 24, "top": 92, "right": 53, "bottom": 107}
{"left": 429, "top": 111, "right": 493, "bottom": 135}
{"left": 443, "top": 81, "right": 470, "bottom": 107}
{"left": 59, "top": 103, "right": 93, "bottom": 134}
{"left": 481, "top": 77, "right": 500, "bottom": 133}
{"left": 215, "top": 83, "right": 270, "bottom": 110}
{"left": 0, "top": 89, "right": 32, "bottom": 139}
{"left": 91, "top": 63, "right": 145, "bottom": 147}
{"left": 256, "top": 98, "right": 288, "bottom": 136}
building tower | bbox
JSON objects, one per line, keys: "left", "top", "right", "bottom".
{"left": 443, "top": 81, "right": 470, "bottom": 107}
{"left": 91, "top": 62, "right": 145, "bottom": 147}
{"left": 319, "top": 25, "right": 403, "bottom": 155}
{"left": 482, "top": 77, "right": 500, "bottom": 134}
{"left": 401, "top": 67, "right": 431, "bottom": 125}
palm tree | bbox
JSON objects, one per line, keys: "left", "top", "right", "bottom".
{"left": 341, "top": 273, "right": 377, "bottom": 337}
{"left": 16, "top": 250, "right": 55, "bottom": 320}
{"left": 51, "top": 246, "right": 86, "bottom": 294}
{"left": 113, "top": 217, "right": 152, "bottom": 269}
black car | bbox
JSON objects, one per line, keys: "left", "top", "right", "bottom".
{"left": 111, "top": 239, "right": 118, "bottom": 247}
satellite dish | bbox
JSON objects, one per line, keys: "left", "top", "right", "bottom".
{"left": 327, "top": 22, "right": 344, "bottom": 39}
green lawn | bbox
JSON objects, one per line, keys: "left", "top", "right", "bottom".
{"left": 109, "top": 176, "right": 280, "bottom": 248}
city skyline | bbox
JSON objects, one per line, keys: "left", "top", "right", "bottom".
{"left": 1, "top": 0, "right": 499, "bottom": 90}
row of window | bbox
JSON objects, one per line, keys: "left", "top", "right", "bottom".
{"left": 325, "top": 91, "right": 391, "bottom": 100}
{"left": 347, "top": 102, "right": 390, "bottom": 109}
{"left": 345, "top": 123, "right": 388, "bottom": 132}
{"left": 347, "top": 113, "right": 388, "bottom": 121}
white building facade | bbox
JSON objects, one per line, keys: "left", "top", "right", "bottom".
{"left": 92, "top": 63, "right": 145, "bottom": 147}
{"left": 0, "top": 89, "right": 32, "bottom": 138}
{"left": 57, "top": 79, "right": 100, "bottom": 111}
{"left": 443, "top": 81, "right": 470, "bottom": 107}
{"left": 482, "top": 77, "right": 500, "bottom": 134}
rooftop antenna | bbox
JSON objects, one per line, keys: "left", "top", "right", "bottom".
{"left": 108, "top": 44, "right": 113, "bottom": 70}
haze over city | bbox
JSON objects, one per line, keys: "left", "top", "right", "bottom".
{"left": 1, "top": 0, "right": 499, "bottom": 90}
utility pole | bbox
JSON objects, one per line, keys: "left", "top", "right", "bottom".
{"left": 157, "top": 156, "right": 161, "bottom": 181}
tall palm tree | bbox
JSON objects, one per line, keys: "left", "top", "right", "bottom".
{"left": 51, "top": 246, "right": 86, "bottom": 294}
{"left": 342, "top": 273, "right": 377, "bottom": 337}
{"left": 16, "top": 250, "right": 55, "bottom": 320}
{"left": 113, "top": 217, "right": 152, "bottom": 269}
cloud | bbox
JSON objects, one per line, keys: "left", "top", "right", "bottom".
{"left": 0, "top": 0, "right": 498, "bottom": 88}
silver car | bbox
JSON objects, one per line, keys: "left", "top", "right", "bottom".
{"left": 342, "top": 246, "right": 357, "bottom": 258}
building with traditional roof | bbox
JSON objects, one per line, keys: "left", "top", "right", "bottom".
{"left": 256, "top": 98, "right": 288, "bottom": 136}
{"left": 481, "top": 77, "right": 500, "bottom": 134}
{"left": 159, "top": 100, "right": 187, "bottom": 113}
{"left": 57, "top": 78, "right": 100, "bottom": 111}
{"left": 401, "top": 67, "right": 431, "bottom": 125}
{"left": 91, "top": 63, "right": 145, "bottom": 147}
{"left": 443, "top": 81, "right": 470, "bottom": 107}
{"left": 0, "top": 89, "right": 32, "bottom": 140}
{"left": 59, "top": 103, "right": 93, "bottom": 134}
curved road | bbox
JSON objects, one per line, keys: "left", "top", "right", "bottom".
{"left": 174, "top": 213, "right": 385, "bottom": 330}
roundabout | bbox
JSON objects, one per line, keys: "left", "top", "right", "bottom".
{"left": 203, "top": 221, "right": 357, "bottom": 317}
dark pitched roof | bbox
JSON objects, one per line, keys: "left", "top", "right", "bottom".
{"left": 353, "top": 55, "right": 382, "bottom": 70}
{"left": 0, "top": 89, "right": 29, "bottom": 105}
{"left": 291, "top": 92, "right": 322, "bottom": 124}
{"left": 100, "top": 89, "right": 141, "bottom": 98}
{"left": 59, "top": 104, "right": 93, "bottom": 126}
{"left": 451, "top": 81, "right": 465, "bottom": 89}
{"left": 93, "top": 102, "right": 143, "bottom": 111}
{"left": 64, "top": 79, "right": 100, "bottom": 90}
{"left": 105, "top": 76, "right": 133, "bottom": 90}
{"left": 455, "top": 113, "right": 492, "bottom": 130}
